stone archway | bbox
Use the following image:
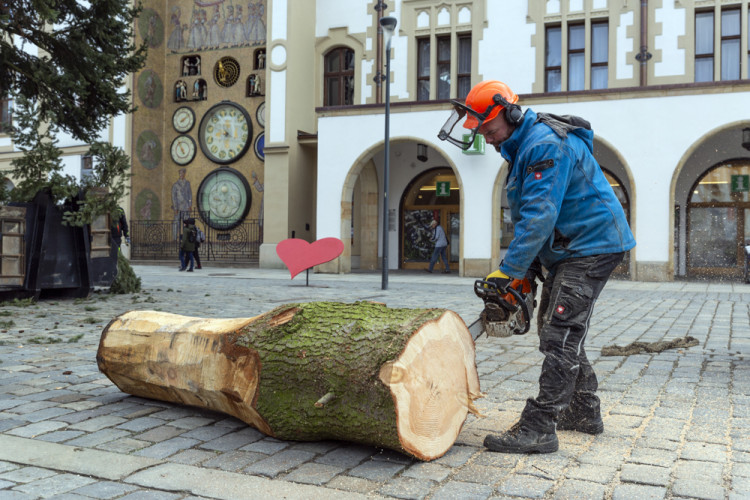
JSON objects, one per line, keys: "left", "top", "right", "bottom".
{"left": 672, "top": 122, "right": 750, "bottom": 278}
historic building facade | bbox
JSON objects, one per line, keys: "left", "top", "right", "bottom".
{"left": 3, "top": 0, "right": 750, "bottom": 281}
{"left": 267, "top": 0, "right": 750, "bottom": 281}
{"left": 126, "top": 0, "right": 268, "bottom": 262}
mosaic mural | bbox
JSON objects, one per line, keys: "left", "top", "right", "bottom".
{"left": 136, "top": 130, "right": 162, "bottom": 170}
{"left": 135, "top": 189, "right": 161, "bottom": 222}
{"left": 165, "top": 0, "right": 266, "bottom": 53}
{"left": 131, "top": 0, "right": 267, "bottom": 229}
{"left": 138, "top": 8, "right": 164, "bottom": 48}
{"left": 137, "top": 69, "right": 164, "bottom": 109}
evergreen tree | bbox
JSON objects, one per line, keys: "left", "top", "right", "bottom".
{"left": 0, "top": 0, "right": 147, "bottom": 224}
{"left": 1, "top": 0, "right": 147, "bottom": 142}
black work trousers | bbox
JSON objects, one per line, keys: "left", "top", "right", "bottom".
{"left": 520, "top": 252, "right": 624, "bottom": 434}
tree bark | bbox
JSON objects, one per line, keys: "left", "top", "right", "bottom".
{"left": 96, "top": 301, "right": 483, "bottom": 460}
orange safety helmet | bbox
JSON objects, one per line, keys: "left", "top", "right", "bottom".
{"left": 437, "top": 80, "right": 521, "bottom": 151}
{"left": 463, "top": 80, "right": 519, "bottom": 129}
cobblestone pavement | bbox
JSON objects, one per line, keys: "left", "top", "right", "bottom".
{"left": 1, "top": 264, "right": 750, "bottom": 499}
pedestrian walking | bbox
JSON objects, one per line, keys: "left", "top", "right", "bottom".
{"left": 179, "top": 218, "right": 197, "bottom": 272}
{"left": 425, "top": 220, "right": 450, "bottom": 274}
{"left": 193, "top": 225, "right": 205, "bottom": 270}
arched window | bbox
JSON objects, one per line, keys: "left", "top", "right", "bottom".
{"left": 687, "top": 159, "right": 750, "bottom": 277}
{"left": 324, "top": 47, "right": 354, "bottom": 106}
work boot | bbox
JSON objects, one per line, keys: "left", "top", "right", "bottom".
{"left": 483, "top": 422, "right": 558, "bottom": 454}
{"left": 557, "top": 406, "right": 604, "bottom": 435}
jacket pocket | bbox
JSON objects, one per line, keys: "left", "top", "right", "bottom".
{"left": 548, "top": 280, "right": 593, "bottom": 329}
{"left": 525, "top": 159, "right": 555, "bottom": 177}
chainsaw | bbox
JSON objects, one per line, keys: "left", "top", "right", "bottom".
{"left": 467, "top": 278, "right": 536, "bottom": 341}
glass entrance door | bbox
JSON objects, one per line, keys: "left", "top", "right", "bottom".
{"left": 687, "top": 160, "right": 750, "bottom": 279}
{"left": 400, "top": 168, "right": 459, "bottom": 270}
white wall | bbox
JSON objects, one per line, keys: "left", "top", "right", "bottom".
{"left": 479, "top": 2, "right": 536, "bottom": 93}
{"left": 317, "top": 91, "right": 750, "bottom": 269}
{"left": 654, "top": 2, "right": 686, "bottom": 77}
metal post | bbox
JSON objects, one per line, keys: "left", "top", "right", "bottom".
{"left": 379, "top": 16, "right": 397, "bottom": 290}
{"left": 382, "top": 49, "right": 391, "bottom": 290}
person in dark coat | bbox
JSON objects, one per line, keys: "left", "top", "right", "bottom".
{"left": 179, "top": 218, "right": 196, "bottom": 272}
{"left": 111, "top": 206, "right": 130, "bottom": 249}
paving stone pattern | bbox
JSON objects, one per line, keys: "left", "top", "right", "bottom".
{"left": 1, "top": 265, "right": 749, "bottom": 499}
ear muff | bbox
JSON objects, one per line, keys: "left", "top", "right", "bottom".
{"left": 505, "top": 104, "right": 523, "bottom": 126}
{"left": 493, "top": 94, "right": 523, "bottom": 127}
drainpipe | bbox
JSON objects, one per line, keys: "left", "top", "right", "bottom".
{"left": 374, "top": 1, "right": 388, "bottom": 103}
{"left": 635, "top": 0, "right": 652, "bottom": 86}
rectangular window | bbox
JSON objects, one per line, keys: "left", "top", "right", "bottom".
{"left": 591, "top": 21, "right": 608, "bottom": 89}
{"left": 457, "top": 34, "right": 471, "bottom": 99}
{"left": 546, "top": 25, "right": 562, "bottom": 92}
{"left": 436, "top": 35, "right": 451, "bottom": 100}
{"left": 81, "top": 155, "right": 94, "bottom": 181}
{"left": 417, "top": 37, "right": 430, "bottom": 101}
{"left": 0, "top": 99, "right": 10, "bottom": 134}
{"left": 695, "top": 10, "right": 714, "bottom": 82}
{"left": 568, "top": 24, "right": 585, "bottom": 91}
{"left": 416, "top": 32, "right": 471, "bottom": 100}
{"left": 721, "top": 8, "right": 740, "bottom": 80}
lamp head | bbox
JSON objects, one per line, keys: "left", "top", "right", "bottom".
{"left": 380, "top": 16, "right": 397, "bottom": 48}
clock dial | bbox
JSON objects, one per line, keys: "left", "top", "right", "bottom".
{"left": 256, "top": 102, "right": 265, "bottom": 128}
{"left": 170, "top": 135, "right": 196, "bottom": 165}
{"left": 198, "top": 102, "right": 252, "bottom": 164}
{"left": 197, "top": 167, "right": 252, "bottom": 230}
{"left": 172, "top": 106, "right": 195, "bottom": 133}
{"left": 254, "top": 132, "right": 264, "bottom": 161}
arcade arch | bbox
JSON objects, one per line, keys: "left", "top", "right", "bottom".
{"left": 340, "top": 140, "right": 462, "bottom": 273}
{"left": 673, "top": 122, "right": 750, "bottom": 279}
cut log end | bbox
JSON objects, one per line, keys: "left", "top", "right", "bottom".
{"left": 379, "top": 310, "right": 483, "bottom": 461}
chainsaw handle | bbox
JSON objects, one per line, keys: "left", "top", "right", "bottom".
{"left": 505, "top": 286, "right": 531, "bottom": 335}
{"left": 474, "top": 280, "right": 516, "bottom": 311}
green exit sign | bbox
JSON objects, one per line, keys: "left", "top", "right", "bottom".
{"left": 732, "top": 175, "right": 749, "bottom": 192}
{"left": 462, "top": 134, "right": 485, "bottom": 155}
{"left": 436, "top": 181, "right": 451, "bottom": 197}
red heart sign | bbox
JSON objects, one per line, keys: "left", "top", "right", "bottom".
{"left": 276, "top": 237, "right": 345, "bottom": 279}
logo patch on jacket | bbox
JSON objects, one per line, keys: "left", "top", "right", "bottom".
{"left": 526, "top": 159, "right": 555, "bottom": 180}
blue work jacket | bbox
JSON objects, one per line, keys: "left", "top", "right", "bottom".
{"left": 498, "top": 109, "right": 636, "bottom": 279}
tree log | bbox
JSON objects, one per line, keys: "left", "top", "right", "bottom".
{"left": 96, "top": 301, "right": 483, "bottom": 460}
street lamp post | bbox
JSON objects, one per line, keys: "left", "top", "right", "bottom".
{"left": 380, "top": 15, "right": 397, "bottom": 290}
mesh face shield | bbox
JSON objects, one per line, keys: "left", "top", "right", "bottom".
{"left": 437, "top": 99, "right": 502, "bottom": 151}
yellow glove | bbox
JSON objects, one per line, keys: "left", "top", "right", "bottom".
{"left": 486, "top": 269, "right": 510, "bottom": 280}
{"left": 485, "top": 270, "right": 530, "bottom": 305}
{"left": 484, "top": 269, "right": 512, "bottom": 292}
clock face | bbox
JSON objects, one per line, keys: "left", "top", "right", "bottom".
{"left": 254, "top": 132, "right": 264, "bottom": 161}
{"left": 197, "top": 167, "right": 252, "bottom": 230}
{"left": 256, "top": 102, "right": 265, "bottom": 128}
{"left": 198, "top": 102, "right": 252, "bottom": 164}
{"left": 172, "top": 106, "right": 195, "bottom": 133}
{"left": 170, "top": 135, "right": 196, "bottom": 165}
